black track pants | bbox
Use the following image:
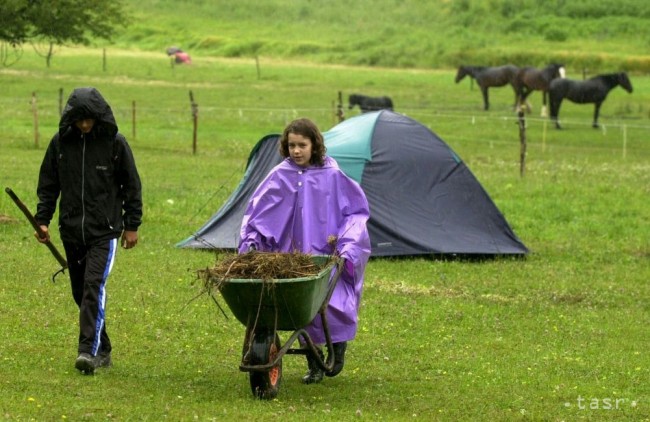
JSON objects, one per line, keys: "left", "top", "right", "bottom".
{"left": 64, "top": 238, "right": 117, "bottom": 356}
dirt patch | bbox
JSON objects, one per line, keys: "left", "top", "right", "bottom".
{"left": 0, "top": 214, "right": 17, "bottom": 224}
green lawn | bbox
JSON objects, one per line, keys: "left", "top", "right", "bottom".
{"left": 1, "top": 47, "right": 649, "bottom": 421}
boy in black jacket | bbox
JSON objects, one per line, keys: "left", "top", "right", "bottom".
{"left": 34, "top": 87, "right": 142, "bottom": 375}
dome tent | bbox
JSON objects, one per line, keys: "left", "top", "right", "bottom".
{"left": 178, "top": 111, "right": 528, "bottom": 257}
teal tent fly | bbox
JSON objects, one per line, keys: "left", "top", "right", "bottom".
{"left": 178, "top": 111, "right": 528, "bottom": 256}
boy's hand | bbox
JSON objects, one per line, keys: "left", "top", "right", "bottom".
{"left": 34, "top": 225, "right": 50, "bottom": 243}
{"left": 121, "top": 230, "right": 138, "bottom": 249}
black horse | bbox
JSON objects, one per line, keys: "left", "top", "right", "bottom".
{"left": 548, "top": 72, "right": 633, "bottom": 129}
{"left": 348, "top": 94, "right": 394, "bottom": 113}
{"left": 514, "top": 63, "right": 565, "bottom": 115}
{"left": 455, "top": 64, "right": 520, "bottom": 110}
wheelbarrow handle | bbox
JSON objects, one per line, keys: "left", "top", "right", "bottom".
{"left": 322, "top": 257, "right": 345, "bottom": 312}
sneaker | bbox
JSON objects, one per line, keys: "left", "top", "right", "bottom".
{"left": 75, "top": 352, "right": 97, "bottom": 375}
{"left": 97, "top": 352, "right": 112, "bottom": 368}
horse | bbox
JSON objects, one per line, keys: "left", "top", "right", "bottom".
{"left": 348, "top": 94, "right": 394, "bottom": 113}
{"left": 548, "top": 72, "right": 633, "bottom": 129}
{"left": 454, "top": 64, "right": 520, "bottom": 110}
{"left": 514, "top": 63, "right": 565, "bottom": 116}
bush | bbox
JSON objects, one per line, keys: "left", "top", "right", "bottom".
{"left": 544, "top": 28, "right": 568, "bottom": 42}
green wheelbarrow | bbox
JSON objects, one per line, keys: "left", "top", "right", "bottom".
{"left": 216, "top": 255, "right": 344, "bottom": 399}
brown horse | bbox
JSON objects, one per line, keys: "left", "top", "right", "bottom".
{"left": 549, "top": 72, "right": 633, "bottom": 129}
{"left": 514, "top": 63, "right": 565, "bottom": 116}
{"left": 455, "top": 64, "right": 520, "bottom": 110}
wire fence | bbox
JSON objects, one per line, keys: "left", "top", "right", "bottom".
{"left": 1, "top": 93, "right": 648, "bottom": 157}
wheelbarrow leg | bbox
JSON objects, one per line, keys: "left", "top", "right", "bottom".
{"left": 311, "top": 257, "right": 344, "bottom": 376}
{"left": 326, "top": 341, "right": 347, "bottom": 377}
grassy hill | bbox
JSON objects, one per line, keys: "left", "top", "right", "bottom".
{"left": 113, "top": 0, "right": 650, "bottom": 72}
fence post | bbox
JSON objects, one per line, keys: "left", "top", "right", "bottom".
{"left": 622, "top": 124, "right": 627, "bottom": 159}
{"left": 189, "top": 90, "right": 198, "bottom": 154}
{"left": 132, "top": 100, "right": 137, "bottom": 141}
{"left": 58, "top": 87, "right": 64, "bottom": 116}
{"left": 336, "top": 91, "right": 345, "bottom": 123}
{"left": 518, "top": 106, "right": 526, "bottom": 177}
{"left": 31, "top": 92, "right": 39, "bottom": 148}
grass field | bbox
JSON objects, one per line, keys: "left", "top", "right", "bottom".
{"left": 112, "top": 0, "right": 650, "bottom": 72}
{"left": 1, "top": 45, "right": 649, "bottom": 421}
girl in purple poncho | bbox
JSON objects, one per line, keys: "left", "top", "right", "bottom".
{"left": 239, "top": 118, "right": 371, "bottom": 384}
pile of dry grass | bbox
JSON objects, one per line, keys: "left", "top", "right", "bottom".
{"left": 198, "top": 251, "right": 333, "bottom": 287}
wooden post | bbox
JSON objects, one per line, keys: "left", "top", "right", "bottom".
{"left": 189, "top": 91, "right": 198, "bottom": 154}
{"left": 58, "top": 87, "right": 64, "bottom": 116}
{"left": 132, "top": 100, "right": 136, "bottom": 140}
{"left": 336, "top": 91, "right": 345, "bottom": 122}
{"left": 622, "top": 124, "right": 627, "bottom": 159}
{"left": 31, "top": 92, "right": 39, "bottom": 148}
{"left": 518, "top": 106, "right": 526, "bottom": 177}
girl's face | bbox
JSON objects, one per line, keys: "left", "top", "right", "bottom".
{"left": 287, "top": 132, "right": 313, "bottom": 167}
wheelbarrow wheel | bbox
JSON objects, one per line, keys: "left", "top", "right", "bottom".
{"left": 249, "top": 329, "right": 282, "bottom": 400}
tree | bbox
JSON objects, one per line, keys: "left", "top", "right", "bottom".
{"left": 1, "top": 0, "right": 129, "bottom": 67}
{"left": 0, "top": 0, "right": 30, "bottom": 65}
{"left": 0, "top": 42, "right": 24, "bottom": 67}
{"left": 0, "top": 0, "right": 31, "bottom": 43}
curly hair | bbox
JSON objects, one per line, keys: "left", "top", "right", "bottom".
{"left": 278, "top": 118, "right": 326, "bottom": 167}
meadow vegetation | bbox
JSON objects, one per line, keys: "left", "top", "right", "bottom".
{"left": 1, "top": 1, "right": 649, "bottom": 420}
{"left": 112, "top": 0, "right": 650, "bottom": 72}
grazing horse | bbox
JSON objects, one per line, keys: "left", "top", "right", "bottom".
{"left": 348, "top": 94, "right": 394, "bottom": 113}
{"left": 514, "top": 63, "right": 565, "bottom": 116}
{"left": 454, "top": 64, "right": 520, "bottom": 110}
{"left": 548, "top": 72, "right": 633, "bottom": 129}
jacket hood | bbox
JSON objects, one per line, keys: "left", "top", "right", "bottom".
{"left": 59, "top": 87, "right": 118, "bottom": 138}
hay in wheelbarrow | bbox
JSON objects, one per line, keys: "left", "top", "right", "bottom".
{"left": 198, "top": 251, "right": 333, "bottom": 288}
{"left": 197, "top": 251, "right": 339, "bottom": 329}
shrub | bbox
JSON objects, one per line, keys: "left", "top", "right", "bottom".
{"left": 545, "top": 28, "right": 568, "bottom": 42}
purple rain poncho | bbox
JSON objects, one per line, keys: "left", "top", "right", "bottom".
{"left": 238, "top": 156, "right": 371, "bottom": 344}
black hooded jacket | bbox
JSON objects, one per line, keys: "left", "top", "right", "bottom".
{"left": 35, "top": 87, "right": 142, "bottom": 245}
